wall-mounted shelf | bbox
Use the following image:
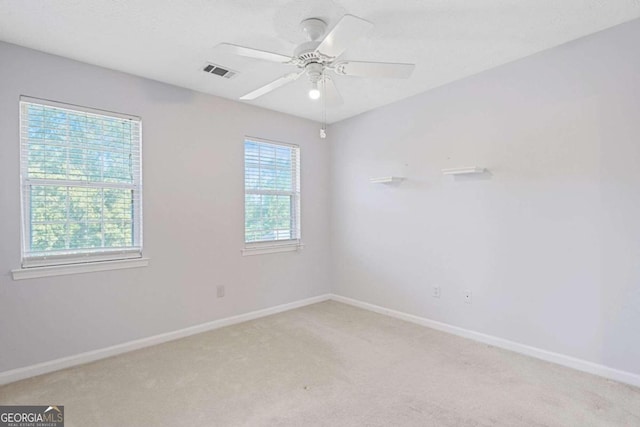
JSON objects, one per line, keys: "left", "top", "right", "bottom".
{"left": 442, "top": 167, "right": 486, "bottom": 175}
{"left": 370, "top": 176, "right": 406, "bottom": 184}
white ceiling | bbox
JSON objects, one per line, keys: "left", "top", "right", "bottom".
{"left": 1, "top": 0, "right": 639, "bottom": 123}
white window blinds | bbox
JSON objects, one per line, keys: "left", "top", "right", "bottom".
{"left": 244, "top": 138, "right": 300, "bottom": 244}
{"left": 19, "top": 97, "right": 143, "bottom": 267}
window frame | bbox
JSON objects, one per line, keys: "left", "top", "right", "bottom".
{"left": 243, "top": 137, "right": 302, "bottom": 255}
{"left": 18, "top": 96, "right": 144, "bottom": 269}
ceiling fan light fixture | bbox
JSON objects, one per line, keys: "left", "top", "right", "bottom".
{"left": 309, "top": 82, "right": 321, "bottom": 100}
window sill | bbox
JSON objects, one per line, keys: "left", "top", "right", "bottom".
{"left": 241, "top": 242, "right": 304, "bottom": 257}
{"left": 11, "top": 257, "right": 150, "bottom": 280}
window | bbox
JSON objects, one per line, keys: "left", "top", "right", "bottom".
{"left": 244, "top": 138, "right": 300, "bottom": 247}
{"left": 19, "top": 97, "right": 142, "bottom": 268}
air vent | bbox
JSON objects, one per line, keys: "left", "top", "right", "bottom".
{"left": 202, "top": 63, "right": 237, "bottom": 79}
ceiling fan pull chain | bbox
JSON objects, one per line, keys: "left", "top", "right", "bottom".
{"left": 320, "top": 72, "right": 327, "bottom": 139}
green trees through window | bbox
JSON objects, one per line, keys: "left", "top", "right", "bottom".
{"left": 20, "top": 99, "right": 142, "bottom": 264}
{"left": 244, "top": 139, "right": 300, "bottom": 243}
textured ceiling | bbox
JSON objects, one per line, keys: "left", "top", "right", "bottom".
{"left": 0, "top": 0, "right": 639, "bottom": 123}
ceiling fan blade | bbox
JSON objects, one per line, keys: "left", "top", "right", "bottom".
{"left": 315, "top": 15, "right": 373, "bottom": 59}
{"left": 240, "top": 72, "right": 302, "bottom": 100}
{"left": 334, "top": 61, "right": 415, "bottom": 78}
{"left": 323, "top": 77, "right": 343, "bottom": 106}
{"left": 217, "top": 43, "right": 291, "bottom": 63}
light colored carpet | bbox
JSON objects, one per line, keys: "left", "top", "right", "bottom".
{"left": 1, "top": 301, "right": 639, "bottom": 426}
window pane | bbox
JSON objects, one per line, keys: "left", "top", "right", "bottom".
{"left": 23, "top": 102, "right": 137, "bottom": 185}
{"left": 28, "top": 185, "right": 134, "bottom": 254}
{"left": 245, "top": 194, "right": 293, "bottom": 242}
{"left": 31, "top": 223, "right": 66, "bottom": 252}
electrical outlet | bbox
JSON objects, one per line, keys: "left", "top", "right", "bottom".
{"left": 464, "top": 290, "right": 472, "bottom": 304}
{"left": 432, "top": 286, "right": 441, "bottom": 298}
{"left": 217, "top": 285, "right": 225, "bottom": 298}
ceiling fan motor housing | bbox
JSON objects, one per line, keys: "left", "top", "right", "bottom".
{"left": 294, "top": 41, "right": 323, "bottom": 64}
{"left": 293, "top": 18, "right": 333, "bottom": 67}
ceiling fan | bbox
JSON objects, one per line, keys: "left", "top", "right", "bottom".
{"left": 217, "top": 14, "right": 415, "bottom": 105}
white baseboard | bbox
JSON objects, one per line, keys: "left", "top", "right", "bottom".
{"left": 4, "top": 293, "right": 638, "bottom": 389}
{"left": 0, "top": 294, "right": 331, "bottom": 386}
{"left": 330, "top": 294, "right": 640, "bottom": 388}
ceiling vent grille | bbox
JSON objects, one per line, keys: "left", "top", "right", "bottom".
{"left": 203, "top": 63, "right": 237, "bottom": 79}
